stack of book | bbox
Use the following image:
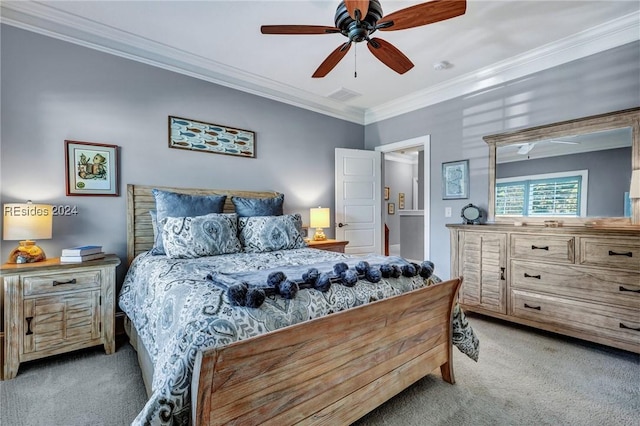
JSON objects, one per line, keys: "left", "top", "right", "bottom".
{"left": 60, "top": 245, "right": 105, "bottom": 263}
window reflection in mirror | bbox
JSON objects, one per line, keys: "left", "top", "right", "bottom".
{"left": 496, "top": 127, "right": 632, "bottom": 218}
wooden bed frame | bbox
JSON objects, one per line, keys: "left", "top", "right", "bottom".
{"left": 126, "top": 184, "right": 461, "bottom": 425}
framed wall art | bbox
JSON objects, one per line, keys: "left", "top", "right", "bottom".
{"left": 388, "top": 203, "right": 395, "bottom": 215}
{"left": 442, "top": 159, "right": 469, "bottom": 200}
{"left": 399, "top": 192, "right": 405, "bottom": 209}
{"left": 384, "top": 187, "right": 390, "bottom": 200}
{"left": 168, "top": 116, "right": 256, "bottom": 158}
{"left": 65, "top": 140, "right": 119, "bottom": 196}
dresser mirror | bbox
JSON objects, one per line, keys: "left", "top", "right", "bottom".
{"left": 483, "top": 107, "right": 639, "bottom": 225}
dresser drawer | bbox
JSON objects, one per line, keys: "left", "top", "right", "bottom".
{"left": 579, "top": 237, "right": 640, "bottom": 271}
{"left": 510, "top": 234, "right": 574, "bottom": 263}
{"left": 511, "top": 290, "right": 640, "bottom": 349}
{"left": 510, "top": 260, "right": 640, "bottom": 309}
{"left": 23, "top": 271, "right": 101, "bottom": 297}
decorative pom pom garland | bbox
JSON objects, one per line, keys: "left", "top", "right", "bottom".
{"left": 206, "top": 259, "right": 435, "bottom": 308}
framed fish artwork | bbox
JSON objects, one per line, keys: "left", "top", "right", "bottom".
{"left": 168, "top": 116, "right": 256, "bottom": 158}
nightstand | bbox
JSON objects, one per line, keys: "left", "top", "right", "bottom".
{"left": 306, "top": 239, "right": 349, "bottom": 253}
{"left": 1, "top": 254, "right": 120, "bottom": 380}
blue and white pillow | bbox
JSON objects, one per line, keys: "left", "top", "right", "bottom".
{"left": 151, "top": 189, "right": 227, "bottom": 255}
{"left": 231, "top": 194, "right": 284, "bottom": 217}
{"left": 238, "top": 213, "right": 306, "bottom": 253}
{"left": 161, "top": 213, "right": 241, "bottom": 259}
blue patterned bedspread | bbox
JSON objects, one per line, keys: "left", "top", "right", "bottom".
{"left": 119, "top": 248, "right": 479, "bottom": 425}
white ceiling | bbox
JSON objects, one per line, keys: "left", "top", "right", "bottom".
{"left": 2, "top": 1, "right": 639, "bottom": 124}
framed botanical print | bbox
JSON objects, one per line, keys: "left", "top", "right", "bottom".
{"left": 442, "top": 159, "right": 469, "bottom": 200}
{"left": 65, "top": 140, "right": 119, "bottom": 196}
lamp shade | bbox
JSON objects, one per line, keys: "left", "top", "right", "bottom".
{"left": 310, "top": 207, "right": 330, "bottom": 229}
{"left": 3, "top": 203, "right": 53, "bottom": 241}
{"left": 630, "top": 170, "right": 640, "bottom": 199}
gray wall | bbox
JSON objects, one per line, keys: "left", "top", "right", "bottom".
{"left": 0, "top": 26, "right": 363, "bottom": 286}
{"left": 498, "top": 147, "right": 632, "bottom": 217}
{"left": 383, "top": 159, "right": 415, "bottom": 245}
{"left": 399, "top": 214, "right": 424, "bottom": 261}
{"left": 365, "top": 41, "right": 640, "bottom": 279}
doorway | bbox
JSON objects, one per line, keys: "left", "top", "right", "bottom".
{"left": 375, "top": 136, "right": 431, "bottom": 261}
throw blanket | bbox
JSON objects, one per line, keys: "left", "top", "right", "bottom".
{"left": 119, "top": 248, "right": 479, "bottom": 425}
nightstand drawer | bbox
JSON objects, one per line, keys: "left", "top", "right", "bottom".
{"left": 510, "top": 234, "right": 574, "bottom": 263}
{"left": 579, "top": 237, "right": 640, "bottom": 270}
{"left": 23, "top": 271, "right": 101, "bottom": 296}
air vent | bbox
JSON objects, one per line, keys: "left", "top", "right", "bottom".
{"left": 327, "top": 87, "right": 361, "bottom": 102}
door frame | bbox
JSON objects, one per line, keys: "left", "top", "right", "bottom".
{"left": 375, "top": 135, "right": 431, "bottom": 261}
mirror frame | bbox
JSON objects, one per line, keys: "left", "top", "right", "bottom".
{"left": 484, "top": 107, "right": 640, "bottom": 226}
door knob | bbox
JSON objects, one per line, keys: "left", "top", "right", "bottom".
{"left": 338, "top": 223, "right": 348, "bottom": 228}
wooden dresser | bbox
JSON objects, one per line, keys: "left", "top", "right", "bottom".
{"left": 448, "top": 224, "right": 640, "bottom": 353}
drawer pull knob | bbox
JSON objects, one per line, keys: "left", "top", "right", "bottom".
{"left": 619, "top": 323, "right": 640, "bottom": 332}
{"left": 531, "top": 245, "right": 549, "bottom": 251}
{"left": 609, "top": 250, "right": 632, "bottom": 257}
{"left": 524, "top": 273, "right": 541, "bottom": 279}
{"left": 619, "top": 286, "right": 640, "bottom": 293}
{"left": 524, "top": 303, "right": 541, "bottom": 311}
{"left": 52, "top": 278, "right": 77, "bottom": 286}
{"left": 25, "top": 316, "right": 34, "bottom": 335}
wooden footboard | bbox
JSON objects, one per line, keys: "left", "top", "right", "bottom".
{"left": 191, "top": 277, "right": 462, "bottom": 426}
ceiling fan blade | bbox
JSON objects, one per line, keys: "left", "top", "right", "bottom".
{"left": 345, "top": 1, "right": 370, "bottom": 21}
{"left": 367, "top": 38, "right": 414, "bottom": 75}
{"left": 378, "top": 0, "right": 467, "bottom": 32}
{"left": 312, "top": 43, "right": 352, "bottom": 78}
{"left": 261, "top": 25, "right": 340, "bottom": 35}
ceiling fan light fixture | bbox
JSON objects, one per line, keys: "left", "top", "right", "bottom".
{"left": 433, "top": 60, "right": 453, "bottom": 71}
{"left": 517, "top": 143, "right": 535, "bottom": 155}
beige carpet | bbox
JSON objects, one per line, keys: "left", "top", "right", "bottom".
{"left": 1, "top": 314, "right": 638, "bottom": 425}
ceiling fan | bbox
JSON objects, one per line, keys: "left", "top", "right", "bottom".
{"left": 260, "top": 0, "right": 467, "bottom": 78}
{"left": 517, "top": 138, "right": 580, "bottom": 155}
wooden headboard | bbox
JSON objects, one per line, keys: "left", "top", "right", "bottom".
{"left": 126, "top": 184, "right": 279, "bottom": 264}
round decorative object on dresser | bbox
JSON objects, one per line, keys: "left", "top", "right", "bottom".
{"left": 461, "top": 204, "right": 482, "bottom": 225}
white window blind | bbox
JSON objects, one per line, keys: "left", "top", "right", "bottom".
{"left": 496, "top": 171, "right": 587, "bottom": 217}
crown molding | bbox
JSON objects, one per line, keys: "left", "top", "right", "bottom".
{"left": 2, "top": 3, "right": 638, "bottom": 126}
{"left": 364, "top": 11, "right": 640, "bottom": 125}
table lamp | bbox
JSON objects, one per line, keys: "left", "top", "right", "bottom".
{"left": 309, "top": 207, "right": 330, "bottom": 241}
{"left": 3, "top": 201, "right": 53, "bottom": 263}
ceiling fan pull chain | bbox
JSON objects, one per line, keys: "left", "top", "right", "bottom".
{"left": 354, "top": 43, "right": 357, "bottom": 78}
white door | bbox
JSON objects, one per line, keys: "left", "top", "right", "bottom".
{"left": 335, "top": 148, "right": 382, "bottom": 255}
